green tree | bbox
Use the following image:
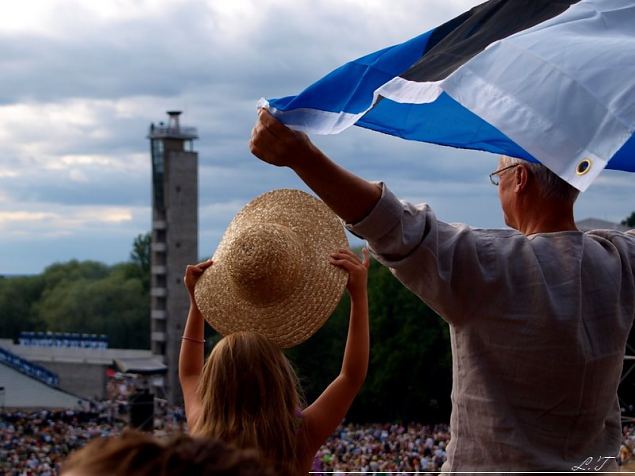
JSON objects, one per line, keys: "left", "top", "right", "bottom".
{"left": 288, "top": 257, "right": 452, "bottom": 423}
{"left": 40, "top": 260, "right": 109, "bottom": 289}
{"left": 0, "top": 235, "right": 151, "bottom": 348}
{"left": 130, "top": 232, "right": 151, "bottom": 292}
{"left": 622, "top": 211, "right": 635, "bottom": 227}
{"left": 0, "top": 275, "right": 46, "bottom": 339}
{"left": 357, "top": 261, "right": 452, "bottom": 423}
{"left": 35, "top": 264, "right": 149, "bottom": 348}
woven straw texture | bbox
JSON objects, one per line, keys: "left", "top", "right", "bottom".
{"left": 194, "top": 189, "right": 348, "bottom": 348}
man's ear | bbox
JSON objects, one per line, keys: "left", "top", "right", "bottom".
{"left": 514, "top": 164, "right": 530, "bottom": 193}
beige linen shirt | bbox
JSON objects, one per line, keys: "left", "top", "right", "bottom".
{"left": 348, "top": 184, "right": 635, "bottom": 473}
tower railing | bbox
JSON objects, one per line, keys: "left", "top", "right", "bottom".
{"left": 148, "top": 125, "right": 198, "bottom": 140}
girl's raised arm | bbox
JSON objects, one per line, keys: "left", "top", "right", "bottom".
{"left": 178, "top": 259, "right": 213, "bottom": 428}
{"left": 301, "top": 248, "right": 370, "bottom": 457}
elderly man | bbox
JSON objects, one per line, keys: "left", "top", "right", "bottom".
{"left": 250, "top": 109, "right": 635, "bottom": 473}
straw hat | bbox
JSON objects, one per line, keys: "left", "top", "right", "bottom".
{"left": 194, "top": 189, "right": 348, "bottom": 348}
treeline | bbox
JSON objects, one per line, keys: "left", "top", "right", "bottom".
{"left": 2, "top": 210, "right": 634, "bottom": 422}
{"left": 288, "top": 258, "right": 452, "bottom": 423}
{"left": 0, "top": 234, "right": 453, "bottom": 422}
{"left": 0, "top": 234, "right": 151, "bottom": 350}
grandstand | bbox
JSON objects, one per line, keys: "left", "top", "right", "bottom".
{"left": 18, "top": 331, "right": 109, "bottom": 349}
{"left": 0, "top": 347, "right": 83, "bottom": 409}
{"left": 0, "top": 339, "right": 165, "bottom": 400}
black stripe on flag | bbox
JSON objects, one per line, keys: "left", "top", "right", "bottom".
{"left": 403, "top": 0, "right": 582, "bottom": 83}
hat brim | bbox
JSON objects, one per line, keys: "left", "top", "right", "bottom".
{"left": 194, "top": 189, "right": 348, "bottom": 348}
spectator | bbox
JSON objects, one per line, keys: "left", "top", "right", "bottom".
{"left": 60, "top": 430, "right": 273, "bottom": 476}
{"left": 250, "top": 107, "right": 635, "bottom": 472}
{"left": 179, "top": 248, "right": 370, "bottom": 475}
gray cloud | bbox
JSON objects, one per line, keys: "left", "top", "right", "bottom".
{"left": 0, "top": 0, "right": 632, "bottom": 274}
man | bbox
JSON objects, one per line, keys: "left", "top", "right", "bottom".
{"left": 250, "top": 109, "right": 635, "bottom": 473}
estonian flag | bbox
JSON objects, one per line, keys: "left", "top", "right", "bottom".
{"left": 259, "top": 0, "right": 635, "bottom": 191}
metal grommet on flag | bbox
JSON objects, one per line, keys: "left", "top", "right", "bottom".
{"left": 576, "top": 158, "right": 592, "bottom": 176}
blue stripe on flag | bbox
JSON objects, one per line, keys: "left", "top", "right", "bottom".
{"left": 608, "top": 135, "right": 635, "bottom": 172}
{"left": 264, "top": 6, "right": 634, "bottom": 179}
{"left": 268, "top": 29, "right": 436, "bottom": 115}
{"left": 357, "top": 92, "right": 534, "bottom": 161}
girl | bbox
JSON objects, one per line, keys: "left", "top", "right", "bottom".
{"left": 179, "top": 248, "right": 370, "bottom": 475}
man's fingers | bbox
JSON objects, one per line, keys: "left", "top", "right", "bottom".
{"left": 258, "top": 108, "right": 293, "bottom": 139}
{"left": 250, "top": 121, "right": 282, "bottom": 157}
{"left": 252, "top": 122, "right": 278, "bottom": 147}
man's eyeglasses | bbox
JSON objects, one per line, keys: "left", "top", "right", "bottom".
{"left": 489, "top": 164, "right": 520, "bottom": 186}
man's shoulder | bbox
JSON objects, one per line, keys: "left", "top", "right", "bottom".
{"left": 586, "top": 228, "right": 635, "bottom": 256}
{"left": 585, "top": 228, "right": 635, "bottom": 245}
{"left": 452, "top": 225, "right": 524, "bottom": 242}
{"left": 465, "top": 226, "right": 521, "bottom": 237}
{"left": 582, "top": 229, "right": 635, "bottom": 270}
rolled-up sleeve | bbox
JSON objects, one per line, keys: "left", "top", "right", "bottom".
{"left": 347, "top": 183, "right": 516, "bottom": 325}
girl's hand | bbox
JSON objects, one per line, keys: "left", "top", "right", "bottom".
{"left": 329, "top": 248, "right": 370, "bottom": 296}
{"left": 183, "top": 259, "right": 214, "bottom": 298}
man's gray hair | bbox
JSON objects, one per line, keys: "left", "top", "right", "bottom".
{"left": 502, "top": 156, "right": 580, "bottom": 203}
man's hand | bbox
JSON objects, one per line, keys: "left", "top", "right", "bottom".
{"left": 249, "top": 108, "right": 315, "bottom": 169}
{"left": 249, "top": 107, "right": 382, "bottom": 224}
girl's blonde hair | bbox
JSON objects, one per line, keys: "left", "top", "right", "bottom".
{"left": 192, "top": 331, "right": 305, "bottom": 476}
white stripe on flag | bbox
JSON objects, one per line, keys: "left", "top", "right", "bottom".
{"left": 258, "top": 98, "right": 365, "bottom": 135}
{"left": 260, "top": 77, "right": 445, "bottom": 135}
{"left": 377, "top": 77, "right": 444, "bottom": 105}
{"left": 441, "top": 0, "right": 635, "bottom": 191}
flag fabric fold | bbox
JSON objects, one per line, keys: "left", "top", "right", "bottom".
{"left": 260, "top": 0, "right": 635, "bottom": 191}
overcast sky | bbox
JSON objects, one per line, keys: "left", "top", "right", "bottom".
{"left": 1, "top": 0, "right": 633, "bottom": 275}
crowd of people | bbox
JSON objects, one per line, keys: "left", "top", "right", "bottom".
{"left": 315, "top": 423, "right": 450, "bottom": 473}
{"left": 3, "top": 405, "right": 635, "bottom": 475}
{"left": 0, "top": 408, "right": 450, "bottom": 475}
{"left": 0, "top": 407, "right": 123, "bottom": 476}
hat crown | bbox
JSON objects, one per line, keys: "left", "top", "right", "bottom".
{"left": 195, "top": 188, "right": 348, "bottom": 348}
{"left": 225, "top": 223, "right": 303, "bottom": 307}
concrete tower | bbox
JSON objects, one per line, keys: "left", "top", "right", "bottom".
{"left": 148, "top": 111, "right": 198, "bottom": 404}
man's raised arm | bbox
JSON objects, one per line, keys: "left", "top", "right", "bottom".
{"left": 249, "top": 109, "right": 381, "bottom": 224}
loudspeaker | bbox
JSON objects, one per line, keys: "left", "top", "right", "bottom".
{"left": 128, "top": 389, "right": 154, "bottom": 431}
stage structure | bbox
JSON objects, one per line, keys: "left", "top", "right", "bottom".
{"left": 148, "top": 111, "right": 198, "bottom": 405}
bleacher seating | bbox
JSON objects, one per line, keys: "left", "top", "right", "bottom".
{"left": 0, "top": 346, "right": 59, "bottom": 386}
{"left": 18, "top": 331, "right": 108, "bottom": 349}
